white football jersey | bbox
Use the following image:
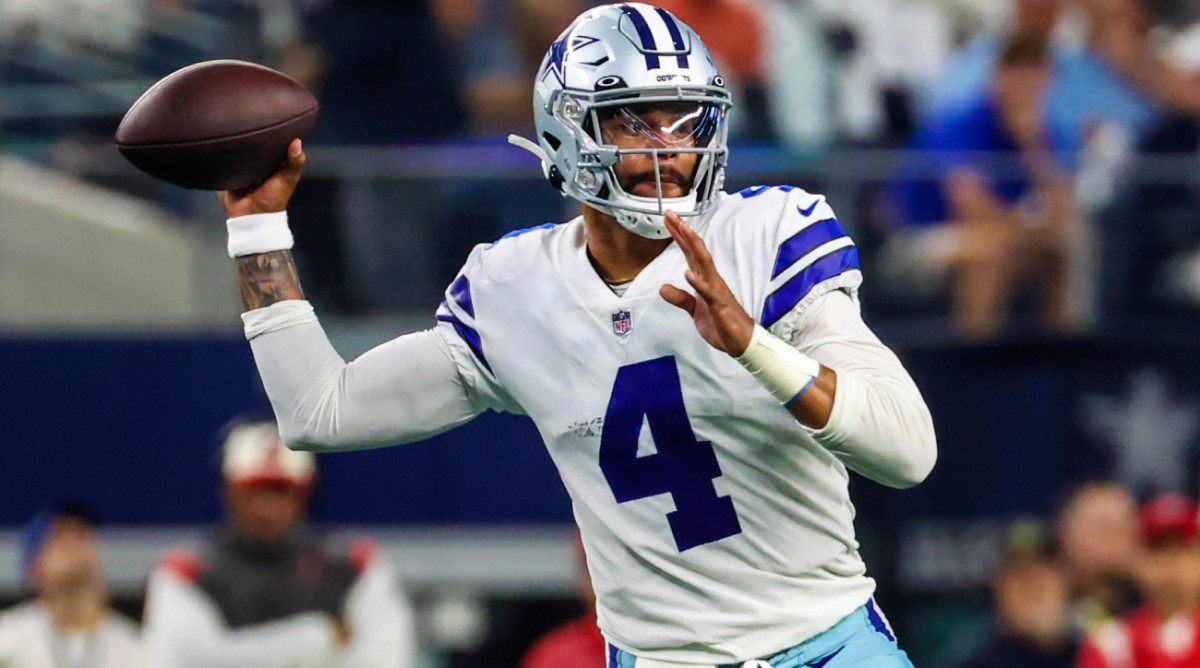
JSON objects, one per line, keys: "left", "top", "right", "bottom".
{"left": 435, "top": 186, "right": 876, "bottom": 662}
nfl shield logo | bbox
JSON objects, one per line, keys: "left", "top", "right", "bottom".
{"left": 612, "top": 309, "right": 632, "bottom": 337}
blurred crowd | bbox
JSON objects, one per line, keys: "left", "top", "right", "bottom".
{"left": 1, "top": 419, "right": 418, "bottom": 668}
{"left": 5, "top": 0, "right": 1200, "bottom": 334}
{"left": 930, "top": 482, "right": 1200, "bottom": 668}
{"left": 8, "top": 449, "right": 1200, "bottom": 668}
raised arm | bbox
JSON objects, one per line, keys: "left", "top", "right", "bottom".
{"left": 659, "top": 211, "right": 935, "bottom": 488}
{"left": 220, "top": 140, "right": 483, "bottom": 451}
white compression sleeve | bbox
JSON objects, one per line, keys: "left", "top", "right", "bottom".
{"left": 783, "top": 291, "right": 937, "bottom": 489}
{"left": 243, "top": 301, "right": 482, "bottom": 451}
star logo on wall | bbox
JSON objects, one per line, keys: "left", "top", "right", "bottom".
{"left": 1080, "top": 367, "right": 1200, "bottom": 494}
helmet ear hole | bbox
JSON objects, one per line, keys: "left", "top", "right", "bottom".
{"left": 548, "top": 165, "right": 566, "bottom": 192}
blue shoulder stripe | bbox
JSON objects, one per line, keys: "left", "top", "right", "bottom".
{"left": 761, "top": 246, "right": 860, "bottom": 327}
{"left": 771, "top": 218, "right": 847, "bottom": 279}
{"left": 436, "top": 311, "right": 492, "bottom": 373}
{"left": 449, "top": 275, "right": 474, "bottom": 317}
{"left": 491, "top": 223, "right": 555, "bottom": 246}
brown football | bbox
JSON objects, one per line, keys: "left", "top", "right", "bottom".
{"left": 115, "top": 60, "right": 318, "bottom": 191}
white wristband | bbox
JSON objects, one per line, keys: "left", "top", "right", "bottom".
{"left": 736, "top": 324, "right": 822, "bottom": 404}
{"left": 227, "top": 211, "right": 294, "bottom": 258}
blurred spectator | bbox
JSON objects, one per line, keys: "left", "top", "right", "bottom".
{"left": 300, "top": 0, "right": 465, "bottom": 143}
{"left": 142, "top": 419, "right": 415, "bottom": 668}
{"left": 881, "top": 31, "right": 1078, "bottom": 338}
{"left": 651, "top": 0, "right": 832, "bottom": 150}
{"left": 1055, "top": 481, "right": 1142, "bottom": 634}
{"left": 0, "top": 502, "right": 145, "bottom": 668}
{"left": 954, "top": 519, "right": 1078, "bottom": 668}
{"left": 1078, "top": 0, "right": 1200, "bottom": 118}
{"left": 518, "top": 537, "right": 604, "bottom": 668}
{"left": 811, "top": 0, "right": 954, "bottom": 146}
{"left": 1089, "top": 1, "right": 1200, "bottom": 321}
{"left": 430, "top": 0, "right": 580, "bottom": 136}
{"left": 924, "top": 0, "right": 1159, "bottom": 159}
{"left": 1077, "top": 493, "right": 1200, "bottom": 667}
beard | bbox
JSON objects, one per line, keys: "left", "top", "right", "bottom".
{"left": 618, "top": 164, "right": 695, "bottom": 199}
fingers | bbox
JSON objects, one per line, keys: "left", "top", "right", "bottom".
{"left": 665, "top": 210, "right": 715, "bottom": 275}
{"left": 683, "top": 269, "right": 717, "bottom": 303}
{"left": 279, "top": 138, "right": 306, "bottom": 188}
{"left": 659, "top": 283, "right": 696, "bottom": 315}
{"left": 287, "top": 138, "right": 305, "bottom": 166}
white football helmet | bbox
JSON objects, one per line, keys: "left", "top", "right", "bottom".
{"left": 509, "top": 3, "right": 732, "bottom": 239}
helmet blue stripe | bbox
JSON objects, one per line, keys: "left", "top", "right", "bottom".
{"left": 653, "top": 7, "right": 690, "bottom": 68}
{"left": 620, "top": 5, "right": 660, "bottom": 69}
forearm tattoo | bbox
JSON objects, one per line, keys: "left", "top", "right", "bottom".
{"left": 237, "top": 251, "right": 305, "bottom": 310}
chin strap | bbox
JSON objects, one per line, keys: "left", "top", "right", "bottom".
{"left": 507, "top": 134, "right": 551, "bottom": 175}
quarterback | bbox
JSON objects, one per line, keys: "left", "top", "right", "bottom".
{"left": 219, "top": 4, "right": 936, "bottom": 667}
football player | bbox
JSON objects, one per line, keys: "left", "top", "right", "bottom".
{"left": 219, "top": 4, "right": 936, "bottom": 666}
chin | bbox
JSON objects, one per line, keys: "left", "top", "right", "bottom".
{"left": 631, "top": 186, "right": 687, "bottom": 199}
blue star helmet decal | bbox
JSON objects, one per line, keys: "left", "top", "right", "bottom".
{"left": 541, "top": 34, "right": 602, "bottom": 87}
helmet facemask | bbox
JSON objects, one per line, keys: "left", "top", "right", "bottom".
{"left": 588, "top": 97, "right": 728, "bottom": 237}
{"left": 512, "top": 2, "right": 734, "bottom": 239}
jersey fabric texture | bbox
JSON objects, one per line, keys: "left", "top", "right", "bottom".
{"left": 436, "top": 186, "right": 873, "bottom": 662}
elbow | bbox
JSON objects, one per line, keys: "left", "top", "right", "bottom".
{"left": 887, "top": 417, "right": 937, "bottom": 489}
{"left": 277, "top": 420, "right": 351, "bottom": 453}
{"left": 887, "top": 441, "right": 936, "bottom": 488}
{"left": 274, "top": 404, "right": 344, "bottom": 453}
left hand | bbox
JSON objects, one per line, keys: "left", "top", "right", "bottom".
{"left": 659, "top": 210, "right": 756, "bottom": 356}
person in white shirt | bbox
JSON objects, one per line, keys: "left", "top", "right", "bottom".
{"left": 217, "top": 4, "right": 937, "bottom": 666}
{"left": 141, "top": 419, "right": 415, "bottom": 668}
{"left": 0, "top": 503, "right": 145, "bottom": 668}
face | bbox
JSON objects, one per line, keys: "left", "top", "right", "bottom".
{"left": 1058, "top": 484, "right": 1140, "bottom": 578}
{"left": 598, "top": 103, "right": 710, "bottom": 200}
{"left": 1136, "top": 539, "right": 1200, "bottom": 611}
{"left": 995, "top": 559, "right": 1069, "bottom": 643}
{"left": 32, "top": 518, "right": 99, "bottom": 595}
{"left": 226, "top": 483, "right": 307, "bottom": 543}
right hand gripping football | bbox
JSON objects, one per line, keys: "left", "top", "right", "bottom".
{"left": 219, "top": 138, "right": 306, "bottom": 219}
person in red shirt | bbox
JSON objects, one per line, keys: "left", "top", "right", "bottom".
{"left": 519, "top": 537, "right": 604, "bottom": 668}
{"left": 1077, "top": 494, "right": 1200, "bottom": 668}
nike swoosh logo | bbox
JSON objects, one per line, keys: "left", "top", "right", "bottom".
{"left": 797, "top": 200, "right": 819, "bottom": 217}
{"left": 807, "top": 646, "right": 845, "bottom": 668}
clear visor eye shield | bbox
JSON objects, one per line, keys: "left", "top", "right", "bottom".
{"left": 511, "top": 87, "right": 731, "bottom": 217}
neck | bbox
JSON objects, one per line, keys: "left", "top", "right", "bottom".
{"left": 42, "top": 586, "right": 106, "bottom": 632}
{"left": 581, "top": 206, "right": 671, "bottom": 283}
